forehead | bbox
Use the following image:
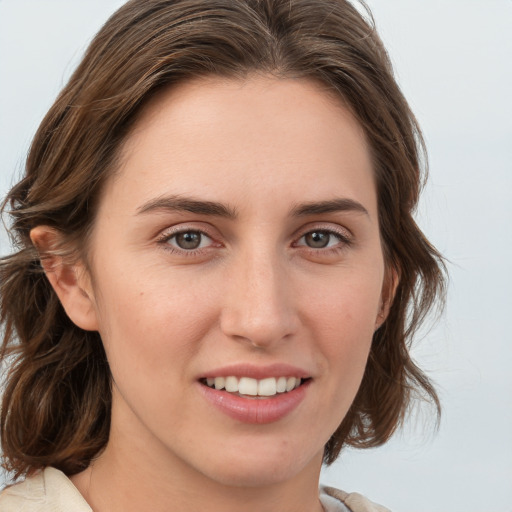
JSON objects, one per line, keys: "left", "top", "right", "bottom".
{"left": 104, "top": 75, "right": 376, "bottom": 218}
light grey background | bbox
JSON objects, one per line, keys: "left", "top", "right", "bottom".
{"left": 1, "top": 1, "right": 511, "bottom": 511}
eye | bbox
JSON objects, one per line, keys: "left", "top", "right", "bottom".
{"left": 296, "top": 229, "right": 346, "bottom": 249}
{"left": 165, "top": 230, "right": 213, "bottom": 251}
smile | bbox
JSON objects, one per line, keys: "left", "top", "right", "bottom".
{"left": 203, "top": 376, "right": 303, "bottom": 397}
{"left": 199, "top": 376, "right": 311, "bottom": 424}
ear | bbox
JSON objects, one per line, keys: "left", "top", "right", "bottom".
{"left": 30, "top": 226, "right": 99, "bottom": 331}
{"left": 375, "top": 266, "right": 399, "bottom": 330}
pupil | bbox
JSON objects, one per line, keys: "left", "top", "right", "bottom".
{"left": 176, "top": 231, "right": 201, "bottom": 250}
{"left": 306, "top": 231, "right": 329, "bottom": 248}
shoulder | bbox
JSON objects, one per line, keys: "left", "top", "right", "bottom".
{"left": 0, "top": 467, "right": 91, "bottom": 512}
{"left": 320, "top": 485, "right": 392, "bottom": 512}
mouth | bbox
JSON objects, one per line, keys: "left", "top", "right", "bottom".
{"left": 200, "top": 376, "right": 310, "bottom": 398}
{"left": 198, "top": 368, "right": 312, "bottom": 423}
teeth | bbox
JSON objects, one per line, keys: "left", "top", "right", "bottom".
{"left": 214, "top": 377, "right": 225, "bottom": 390}
{"left": 207, "top": 376, "right": 303, "bottom": 396}
{"left": 276, "top": 376, "right": 287, "bottom": 393}
{"left": 258, "top": 377, "right": 276, "bottom": 396}
{"left": 238, "top": 377, "right": 258, "bottom": 396}
{"left": 224, "top": 376, "right": 238, "bottom": 392}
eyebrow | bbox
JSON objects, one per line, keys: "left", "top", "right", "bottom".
{"left": 136, "top": 195, "right": 368, "bottom": 219}
{"left": 137, "top": 195, "right": 238, "bottom": 218}
{"left": 291, "top": 198, "right": 369, "bottom": 217}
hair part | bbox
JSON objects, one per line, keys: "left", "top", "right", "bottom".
{"left": 1, "top": 0, "right": 445, "bottom": 478}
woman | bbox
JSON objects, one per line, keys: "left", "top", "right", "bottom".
{"left": 0, "top": 0, "right": 445, "bottom": 511}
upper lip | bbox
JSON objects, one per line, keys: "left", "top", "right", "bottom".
{"left": 199, "top": 363, "right": 311, "bottom": 380}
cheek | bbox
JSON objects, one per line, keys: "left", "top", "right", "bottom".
{"left": 307, "top": 272, "right": 382, "bottom": 378}
{"left": 310, "top": 273, "right": 382, "bottom": 335}
{"left": 92, "top": 269, "right": 218, "bottom": 379}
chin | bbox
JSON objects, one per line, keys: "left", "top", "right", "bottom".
{"left": 195, "top": 442, "right": 323, "bottom": 489}
{"left": 205, "top": 464, "right": 300, "bottom": 489}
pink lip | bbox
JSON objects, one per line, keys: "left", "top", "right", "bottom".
{"left": 197, "top": 363, "right": 311, "bottom": 424}
{"left": 199, "top": 363, "right": 311, "bottom": 380}
{"left": 198, "top": 381, "right": 310, "bottom": 424}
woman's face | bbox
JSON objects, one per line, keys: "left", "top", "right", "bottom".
{"left": 83, "top": 76, "right": 389, "bottom": 487}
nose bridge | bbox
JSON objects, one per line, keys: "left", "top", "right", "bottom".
{"left": 220, "top": 242, "right": 297, "bottom": 347}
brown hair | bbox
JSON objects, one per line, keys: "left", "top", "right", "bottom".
{"left": 0, "top": 0, "right": 445, "bottom": 478}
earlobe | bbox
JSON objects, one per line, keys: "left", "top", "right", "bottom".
{"left": 30, "top": 226, "right": 99, "bottom": 332}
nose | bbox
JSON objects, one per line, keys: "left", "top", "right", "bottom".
{"left": 219, "top": 249, "right": 299, "bottom": 349}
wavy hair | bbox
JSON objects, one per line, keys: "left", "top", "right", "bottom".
{"left": 1, "top": 0, "right": 445, "bottom": 478}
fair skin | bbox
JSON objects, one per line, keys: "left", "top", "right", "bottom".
{"left": 32, "top": 76, "right": 394, "bottom": 512}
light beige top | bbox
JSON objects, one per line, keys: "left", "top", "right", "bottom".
{"left": 0, "top": 467, "right": 391, "bottom": 512}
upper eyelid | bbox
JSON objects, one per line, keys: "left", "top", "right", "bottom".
{"left": 154, "top": 221, "right": 353, "bottom": 245}
{"left": 156, "top": 228, "right": 219, "bottom": 255}
{"left": 293, "top": 223, "right": 353, "bottom": 240}
{"left": 156, "top": 223, "right": 218, "bottom": 241}
{"left": 294, "top": 231, "right": 349, "bottom": 248}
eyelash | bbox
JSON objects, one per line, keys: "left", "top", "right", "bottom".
{"left": 156, "top": 227, "right": 218, "bottom": 256}
{"left": 293, "top": 228, "right": 352, "bottom": 255}
{"left": 156, "top": 226, "right": 353, "bottom": 257}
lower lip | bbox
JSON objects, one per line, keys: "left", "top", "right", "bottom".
{"left": 199, "top": 381, "right": 310, "bottom": 424}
